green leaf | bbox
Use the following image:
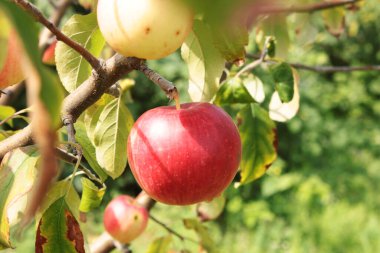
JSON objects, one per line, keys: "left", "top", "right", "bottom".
{"left": 262, "top": 173, "right": 302, "bottom": 197}
{"left": 270, "top": 62, "right": 294, "bottom": 103}
{"left": 211, "top": 23, "right": 248, "bottom": 64}
{"left": 145, "top": 235, "right": 172, "bottom": 253}
{"left": 215, "top": 78, "right": 255, "bottom": 105}
{"left": 0, "top": 105, "right": 15, "bottom": 127}
{"left": 0, "top": 2, "right": 63, "bottom": 127}
{"left": 215, "top": 74, "right": 265, "bottom": 105}
{"left": 181, "top": 20, "right": 225, "bottom": 102}
{"left": 237, "top": 104, "right": 277, "bottom": 185}
{"left": 36, "top": 180, "right": 81, "bottom": 223}
{"left": 196, "top": 195, "right": 226, "bottom": 222}
{"left": 83, "top": 94, "right": 114, "bottom": 143}
{"left": 36, "top": 198, "right": 85, "bottom": 253}
{"left": 79, "top": 177, "right": 105, "bottom": 213}
{"left": 93, "top": 97, "right": 134, "bottom": 179}
{"left": 322, "top": 7, "right": 346, "bottom": 37}
{"left": 0, "top": 146, "right": 39, "bottom": 249}
{"left": 269, "top": 68, "right": 300, "bottom": 122}
{"left": 75, "top": 121, "right": 108, "bottom": 182}
{"left": 183, "top": 219, "right": 219, "bottom": 253}
{"left": 56, "top": 13, "right": 105, "bottom": 93}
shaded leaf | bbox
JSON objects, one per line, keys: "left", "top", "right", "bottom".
{"left": 211, "top": 22, "right": 248, "bottom": 64}
{"left": 93, "top": 97, "right": 134, "bottom": 179}
{"left": 237, "top": 104, "right": 277, "bottom": 185}
{"left": 0, "top": 146, "right": 39, "bottom": 249}
{"left": 182, "top": 20, "right": 225, "bottom": 102}
{"left": 36, "top": 198, "right": 85, "bottom": 253}
{"left": 270, "top": 62, "right": 294, "bottom": 103}
{"left": 75, "top": 121, "right": 108, "bottom": 182}
{"left": 56, "top": 13, "right": 105, "bottom": 93}
{"left": 183, "top": 219, "right": 218, "bottom": 253}
{"left": 145, "top": 235, "right": 172, "bottom": 253}
{"left": 269, "top": 68, "right": 300, "bottom": 122}
{"left": 79, "top": 177, "right": 105, "bottom": 213}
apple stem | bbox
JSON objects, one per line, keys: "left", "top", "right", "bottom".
{"left": 173, "top": 90, "right": 181, "bottom": 110}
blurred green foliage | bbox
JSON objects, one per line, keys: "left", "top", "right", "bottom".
{"left": 4, "top": 0, "right": 380, "bottom": 252}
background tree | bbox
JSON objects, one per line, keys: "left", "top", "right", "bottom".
{"left": 1, "top": 0, "right": 379, "bottom": 252}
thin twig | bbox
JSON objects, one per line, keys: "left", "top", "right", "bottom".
{"left": 259, "top": 0, "right": 361, "bottom": 15}
{"left": 56, "top": 147, "right": 104, "bottom": 185}
{"left": 138, "top": 63, "right": 179, "bottom": 100}
{"left": 0, "top": 107, "right": 31, "bottom": 127}
{"left": 289, "top": 63, "right": 380, "bottom": 73}
{"left": 12, "top": 0, "right": 102, "bottom": 71}
{"left": 149, "top": 214, "right": 199, "bottom": 244}
{"left": 235, "top": 37, "right": 271, "bottom": 78}
{"left": 39, "top": 0, "right": 72, "bottom": 50}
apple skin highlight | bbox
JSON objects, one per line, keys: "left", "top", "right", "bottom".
{"left": 127, "top": 103, "right": 242, "bottom": 205}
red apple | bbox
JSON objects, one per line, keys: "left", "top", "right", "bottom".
{"left": 103, "top": 195, "right": 148, "bottom": 243}
{"left": 127, "top": 102, "right": 242, "bottom": 205}
{"left": 0, "top": 30, "right": 26, "bottom": 89}
{"left": 42, "top": 40, "right": 57, "bottom": 65}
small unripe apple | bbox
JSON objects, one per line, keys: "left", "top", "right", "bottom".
{"left": 127, "top": 103, "right": 242, "bottom": 205}
{"left": 103, "top": 195, "right": 148, "bottom": 243}
{"left": 97, "top": 0, "right": 193, "bottom": 60}
{"left": 0, "top": 30, "right": 26, "bottom": 89}
{"left": 42, "top": 40, "right": 57, "bottom": 65}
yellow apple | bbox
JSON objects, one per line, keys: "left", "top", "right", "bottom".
{"left": 97, "top": 0, "right": 193, "bottom": 60}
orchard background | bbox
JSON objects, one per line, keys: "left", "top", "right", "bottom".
{"left": 0, "top": 0, "right": 380, "bottom": 252}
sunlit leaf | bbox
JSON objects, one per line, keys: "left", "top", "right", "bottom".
{"left": 182, "top": 20, "right": 225, "bottom": 102}
{"left": 145, "top": 235, "right": 172, "bottom": 253}
{"left": 322, "top": 7, "right": 346, "bottom": 37}
{"left": 0, "top": 105, "right": 15, "bottom": 127}
{"left": 269, "top": 68, "right": 300, "bottom": 122}
{"left": 83, "top": 94, "right": 114, "bottom": 143}
{"left": 215, "top": 78, "right": 255, "bottom": 105}
{"left": 79, "top": 177, "right": 105, "bottom": 213}
{"left": 36, "top": 180, "right": 81, "bottom": 223}
{"left": 237, "top": 104, "right": 277, "bottom": 185}
{"left": 0, "top": 146, "right": 39, "bottom": 249}
{"left": 56, "top": 13, "right": 105, "bottom": 93}
{"left": 197, "top": 195, "right": 226, "bottom": 222}
{"left": 36, "top": 197, "right": 85, "bottom": 253}
{"left": 93, "top": 97, "right": 134, "bottom": 179}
